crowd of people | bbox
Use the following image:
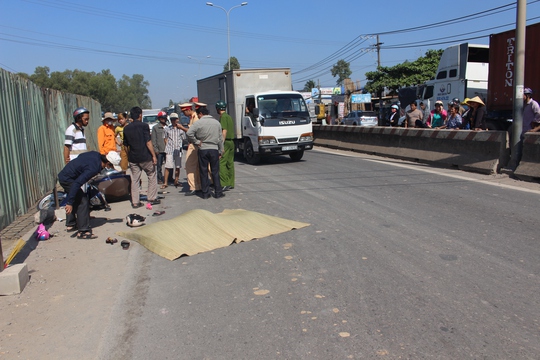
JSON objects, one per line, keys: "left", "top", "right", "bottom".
{"left": 390, "top": 89, "right": 540, "bottom": 134}
{"left": 60, "top": 101, "right": 237, "bottom": 238}
{"left": 397, "top": 96, "right": 487, "bottom": 130}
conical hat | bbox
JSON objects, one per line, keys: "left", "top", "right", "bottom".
{"left": 468, "top": 96, "right": 485, "bottom": 106}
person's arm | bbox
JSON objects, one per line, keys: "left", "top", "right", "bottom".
{"left": 529, "top": 125, "right": 540, "bottom": 132}
{"left": 151, "top": 128, "right": 159, "bottom": 153}
{"left": 186, "top": 125, "right": 200, "bottom": 146}
{"left": 97, "top": 127, "right": 105, "bottom": 154}
{"left": 163, "top": 127, "right": 168, "bottom": 146}
{"left": 115, "top": 128, "right": 122, "bottom": 145}
{"left": 146, "top": 140, "right": 157, "bottom": 165}
{"left": 218, "top": 128, "right": 224, "bottom": 156}
{"left": 455, "top": 115, "right": 462, "bottom": 129}
{"left": 64, "top": 126, "right": 73, "bottom": 164}
{"left": 65, "top": 163, "right": 100, "bottom": 215}
{"left": 63, "top": 145, "right": 71, "bottom": 164}
{"left": 426, "top": 112, "right": 432, "bottom": 127}
{"left": 532, "top": 100, "right": 540, "bottom": 122}
{"left": 176, "top": 122, "right": 189, "bottom": 132}
{"left": 65, "top": 165, "right": 99, "bottom": 206}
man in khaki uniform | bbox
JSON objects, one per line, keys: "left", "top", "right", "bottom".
{"left": 178, "top": 102, "right": 201, "bottom": 195}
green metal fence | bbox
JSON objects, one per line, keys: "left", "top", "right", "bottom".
{"left": 0, "top": 68, "right": 101, "bottom": 230}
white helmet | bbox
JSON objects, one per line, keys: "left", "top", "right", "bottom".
{"left": 126, "top": 213, "right": 146, "bottom": 227}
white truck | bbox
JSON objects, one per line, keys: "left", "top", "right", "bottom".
{"left": 196, "top": 68, "right": 314, "bottom": 164}
{"left": 421, "top": 43, "right": 489, "bottom": 110}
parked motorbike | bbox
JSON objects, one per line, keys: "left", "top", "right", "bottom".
{"left": 37, "top": 169, "right": 131, "bottom": 211}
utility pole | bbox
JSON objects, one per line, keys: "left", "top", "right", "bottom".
{"left": 375, "top": 35, "right": 383, "bottom": 124}
{"left": 508, "top": 0, "right": 526, "bottom": 170}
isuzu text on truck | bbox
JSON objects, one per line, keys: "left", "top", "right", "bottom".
{"left": 196, "top": 68, "right": 314, "bottom": 164}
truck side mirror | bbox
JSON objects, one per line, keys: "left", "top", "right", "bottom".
{"left": 252, "top": 108, "right": 260, "bottom": 117}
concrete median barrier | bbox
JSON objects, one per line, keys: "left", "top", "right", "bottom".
{"left": 313, "top": 125, "right": 510, "bottom": 174}
{"left": 514, "top": 133, "right": 540, "bottom": 181}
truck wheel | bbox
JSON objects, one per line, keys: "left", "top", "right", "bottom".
{"left": 37, "top": 191, "right": 66, "bottom": 210}
{"left": 244, "top": 139, "right": 260, "bottom": 165}
{"left": 289, "top": 151, "right": 304, "bottom": 162}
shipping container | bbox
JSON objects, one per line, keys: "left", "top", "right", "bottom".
{"left": 488, "top": 22, "right": 540, "bottom": 121}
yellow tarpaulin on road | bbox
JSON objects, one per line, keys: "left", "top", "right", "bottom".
{"left": 117, "top": 209, "right": 310, "bottom": 260}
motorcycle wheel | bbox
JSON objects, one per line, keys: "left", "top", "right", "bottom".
{"left": 37, "top": 192, "right": 66, "bottom": 210}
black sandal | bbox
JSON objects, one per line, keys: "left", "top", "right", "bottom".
{"left": 77, "top": 231, "right": 98, "bottom": 240}
{"left": 66, "top": 225, "right": 77, "bottom": 232}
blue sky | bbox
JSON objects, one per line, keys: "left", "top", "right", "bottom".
{"left": 1, "top": 0, "right": 540, "bottom": 109}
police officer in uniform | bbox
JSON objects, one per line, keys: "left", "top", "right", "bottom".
{"left": 216, "top": 100, "right": 235, "bottom": 190}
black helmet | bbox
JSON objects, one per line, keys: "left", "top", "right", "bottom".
{"left": 215, "top": 100, "right": 227, "bottom": 111}
{"left": 452, "top": 97, "right": 460, "bottom": 105}
{"left": 73, "top": 107, "right": 89, "bottom": 120}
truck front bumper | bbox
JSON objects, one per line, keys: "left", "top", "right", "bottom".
{"left": 258, "top": 142, "right": 313, "bottom": 155}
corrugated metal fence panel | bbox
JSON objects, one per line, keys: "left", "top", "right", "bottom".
{"left": 0, "top": 68, "right": 101, "bottom": 230}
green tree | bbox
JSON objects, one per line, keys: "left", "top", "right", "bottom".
{"left": 223, "top": 56, "right": 240, "bottom": 72}
{"left": 29, "top": 66, "right": 51, "bottom": 88}
{"left": 364, "top": 49, "right": 444, "bottom": 95}
{"left": 303, "top": 80, "right": 316, "bottom": 92}
{"left": 16, "top": 72, "right": 31, "bottom": 80}
{"left": 89, "top": 70, "right": 118, "bottom": 111}
{"left": 117, "top": 74, "right": 151, "bottom": 110}
{"left": 22, "top": 67, "right": 152, "bottom": 112}
{"left": 330, "top": 60, "right": 352, "bottom": 86}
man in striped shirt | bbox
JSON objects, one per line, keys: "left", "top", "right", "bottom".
{"left": 163, "top": 113, "right": 185, "bottom": 188}
{"left": 64, "top": 107, "right": 90, "bottom": 164}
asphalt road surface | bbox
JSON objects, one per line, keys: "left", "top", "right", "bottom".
{"left": 99, "top": 148, "right": 540, "bottom": 359}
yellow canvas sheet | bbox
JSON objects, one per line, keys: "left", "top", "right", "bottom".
{"left": 117, "top": 209, "right": 310, "bottom": 260}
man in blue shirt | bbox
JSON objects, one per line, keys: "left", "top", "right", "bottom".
{"left": 58, "top": 151, "right": 121, "bottom": 239}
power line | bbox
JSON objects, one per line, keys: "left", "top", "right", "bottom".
{"left": 21, "top": 0, "right": 345, "bottom": 47}
{"left": 292, "top": 2, "right": 540, "bottom": 87}
{"left": 370, "top": 2, "right": 518, "bottom": 36}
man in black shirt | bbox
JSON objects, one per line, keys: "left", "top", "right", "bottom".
{"left": 123, "top": 106, "right": 159, "bottom": 208}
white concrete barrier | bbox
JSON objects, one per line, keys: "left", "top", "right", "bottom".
{"left": 313, "top": 125, "right": 510, "bottom": 175}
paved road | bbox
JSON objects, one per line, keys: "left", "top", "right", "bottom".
{"left": 96, "top": 148, "right": 540, "bottom": 359}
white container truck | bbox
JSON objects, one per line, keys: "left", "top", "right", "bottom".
{"left": 196, "top": 68, "right": 314, "bottom": 164}
{"left": 421, "top": 43, "right": 489, "bottom": 110}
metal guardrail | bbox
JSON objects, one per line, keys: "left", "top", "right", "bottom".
{"left": 0, "top": 68, "right": 101, "bottom": 230}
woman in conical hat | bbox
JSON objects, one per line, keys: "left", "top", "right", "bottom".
{"left": 468, "top": 96, "right": 486, "bottom": 130}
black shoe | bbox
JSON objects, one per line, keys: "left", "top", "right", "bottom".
{"left": 201, "top": 193, "right": 211, "bottom": 199}
{"left": 184, "top": 190, "right": 198, "bottom": 196}
{"left": 149, "top": 199, "right": 161, "bottom": 205}
{"left": 213, "top": 193, "right": 226, "bottom": 199}
{"left": 132, "top": 202, "right": 144, "bottom": 209}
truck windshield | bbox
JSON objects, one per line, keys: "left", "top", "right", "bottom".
{"left": 257, "top": 94, "right": 309, "bottom": 119}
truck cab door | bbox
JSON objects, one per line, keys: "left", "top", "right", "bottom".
{"left": 242, "top": 97, "right": 259, "bottom": 139}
